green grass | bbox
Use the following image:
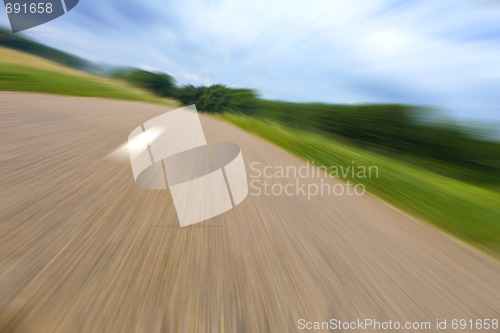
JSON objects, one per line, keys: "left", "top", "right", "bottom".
{"left": 0, "top": 48, "right": 178, "bottom": 106}
{"left": 222, "top": 114, "right": 500, "bottom": 258}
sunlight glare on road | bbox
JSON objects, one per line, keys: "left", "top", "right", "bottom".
{"left": 127, "top": 126, "right": 164, "bottom": 154}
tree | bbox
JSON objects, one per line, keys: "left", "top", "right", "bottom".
{"left": 176, "top": 84, "right": 259, "bottom": 114}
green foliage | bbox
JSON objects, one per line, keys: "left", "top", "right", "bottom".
{"left": 176, "top": 84, "right": 259, "bottom": 113}
{"left": 114, "top": 68, "right": 176, "bottom": 98}
{"left": 175, "top": 84, "right": 206, "bottom": 106}
{"left": 254, "top": 100, "right": 500, "bottom": 186}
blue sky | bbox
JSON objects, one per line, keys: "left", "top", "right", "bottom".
{"left": 2, "top": 0, "right": 500, "bottom": 122}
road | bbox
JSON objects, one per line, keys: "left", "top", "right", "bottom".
{"left": 1, "top": 92, "right": 499, "bottom": 332}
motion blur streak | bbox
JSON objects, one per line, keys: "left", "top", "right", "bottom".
{"left": 127, "top": 127, "right": 163, "bottom": 154}
{"left": 1, "top": 93, "right": 499, "bottom": 332}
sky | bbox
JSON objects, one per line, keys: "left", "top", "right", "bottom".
{"left": 2, "top": 0, "right": 500, "bottom": 123}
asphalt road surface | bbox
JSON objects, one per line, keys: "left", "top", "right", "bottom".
{"left": 1, "top": 92, "right": 499, "bottom": 333}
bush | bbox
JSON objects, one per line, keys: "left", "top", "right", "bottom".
{"left": 175, "top": 84, "right": 206, "bottom": 106}
{"left": 176, "top": 84, "right": 258, "bottom": 114}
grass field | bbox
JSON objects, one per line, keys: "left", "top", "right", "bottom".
{"left": 222, "top": 114, "right": 500, "bottom": 258}
{"left": 0, "top": 48, "right": 178, "bottom": 106}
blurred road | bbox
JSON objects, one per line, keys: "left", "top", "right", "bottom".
{"left": 1, "top": 92, "right": 499, "bottom": 333}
